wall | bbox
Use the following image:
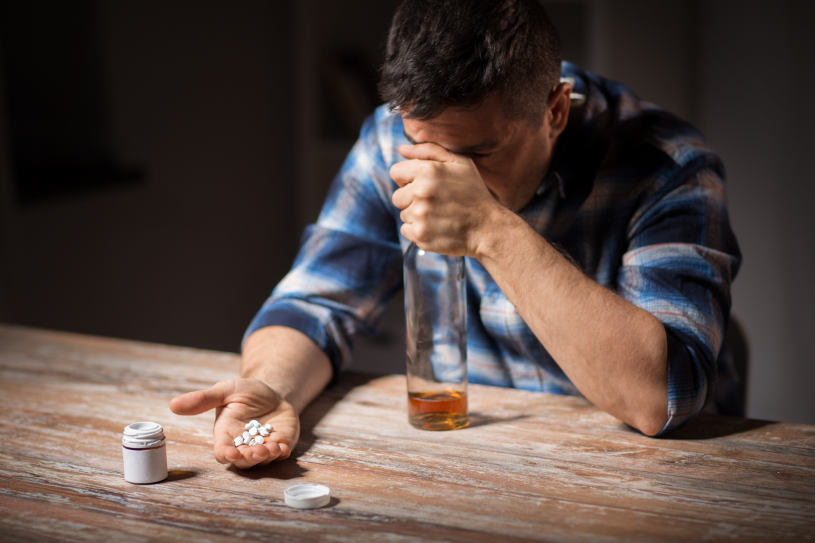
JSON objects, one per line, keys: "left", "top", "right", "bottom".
{"left": 1, "top": 1, "right": 297, "bottom": 352}
{"left": 696, "top": 1, "right": 815, "bottom": 424}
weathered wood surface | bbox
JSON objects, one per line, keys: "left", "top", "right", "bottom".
{"left": 0, "top": 324, "right": 813, "bottom": 542}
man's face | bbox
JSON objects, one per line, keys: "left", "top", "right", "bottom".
{"left": 401, "top": 92, "right": 561, "bottom": 211}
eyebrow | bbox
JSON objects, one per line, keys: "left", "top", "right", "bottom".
{"left": 402, "top": 128, "right": 498, "bottom": 155}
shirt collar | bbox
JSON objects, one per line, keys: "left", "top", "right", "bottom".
{"left": 536, "top": 170, "right": 566, "bottom": 199}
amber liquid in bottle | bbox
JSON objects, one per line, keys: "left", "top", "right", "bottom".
{"left": 408, "top": 390, "right": 469, "bottom": 430}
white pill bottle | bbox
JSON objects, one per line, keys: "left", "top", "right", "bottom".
{"left": 122, "top": 421, "right": 168, "bottom": 484}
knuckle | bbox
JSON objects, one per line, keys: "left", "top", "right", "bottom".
{"left": 390, "top": 165, "right": 408, "bottom": 186}
{"left": 413, "top": 182, "right": 435, "bottom": 201}
{"left": 413, "top": 223, "right": 429, "bottom": 241}
{"left": 419, "top": 161, "right": 438, "bottom": 177}
{"left": 413, "top": 202, "right": 430, "bottom": 219}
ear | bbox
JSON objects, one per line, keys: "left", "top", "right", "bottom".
{"left": 547, "top": 82, "right": 572, "bottom": 137}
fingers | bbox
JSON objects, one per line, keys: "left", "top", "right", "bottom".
{"left": 215, "top": 429, "right": 293, "bottom": 468}
{"left": 169, "top": 380, "right": 234, "bottom": 415}
{"left": 390, "top": 143, "right": 452, "bottom": 189}
{"left": 218, "top": 440, "right": 285, "bottom": 468}
{"left": 391, "top": 158, "right": 439, "bottom": 208}
{"left": 398, "top": 142, "right": 453, "bottom": 162}
{"left": 389, "top": 160, "right": 414, "bottom": 189}
{"left": 400, "top": 222, "right": 415, "bottom": 245}
{"left": 392, "top": 184, "right": 412, "bottom": 211}
{"left": 215, "top": 423, "right": 285, "bottom": 467}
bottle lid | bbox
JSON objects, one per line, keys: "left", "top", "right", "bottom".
{"left": 122, "top": 421, "right": 165, "bottom": 448}
{"left": 284, "top": 483, "right": 331, "bottom": 509}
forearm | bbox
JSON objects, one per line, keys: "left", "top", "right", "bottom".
{"left": 474, "top": 207, "right": 668, "bottom": 435}
{"left": 241, "top": 326, "right": 333, "bottom": 414}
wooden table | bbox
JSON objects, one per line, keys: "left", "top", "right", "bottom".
{"left": 1, "top": 324, "right": 813, "bottom": 542}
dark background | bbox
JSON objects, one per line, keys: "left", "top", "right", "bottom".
{"left": 1, "top": 0, "right": 813, "bottom": 425}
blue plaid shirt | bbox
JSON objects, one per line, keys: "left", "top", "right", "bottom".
{"left": 246, "top": 62, "right": 741, "bottom": 435}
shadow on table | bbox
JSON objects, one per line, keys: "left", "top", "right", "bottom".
{"left": 165, "top": 469, "right": 198, "bottom": 482}
{"left": 296, "top": 371, "right": 380, "bottom": 456}
{"left": 662, "top": 413, "right": 775, "bottom": 440}
{"left": 228, "top": 458, "right": 308, "bottom": 481}
{"left": 467, "top": 411, "right": 530, "bottom": 428}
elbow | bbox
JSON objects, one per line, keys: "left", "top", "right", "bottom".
{"left": 626, "top": 383, "right": 668, "bottom": 436}
{"left": 631, "top": 317, "right": 670, "bottom": 437}
{"left": 634, "top": 410, "right": 668, "bottom": 437}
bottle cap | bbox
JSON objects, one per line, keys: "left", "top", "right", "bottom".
{"left": 122, "top": 421, "right": 165, "bottom": 448}
{"left": 284, "top": 483, "right": 331, "bottom": 509}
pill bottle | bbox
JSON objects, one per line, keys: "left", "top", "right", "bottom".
{"left": 122, "top": 421, "right": 168, "bottom": 484}
{"left": 403, "top": 242, "right": 468, "bottom": 430}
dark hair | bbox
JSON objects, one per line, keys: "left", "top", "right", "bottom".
{"left": 378, "top": 0, "right": 562, "bottom": 124}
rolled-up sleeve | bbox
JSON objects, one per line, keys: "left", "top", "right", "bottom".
{"left": 617, "top": 166, "right": 741, "bottom": 435}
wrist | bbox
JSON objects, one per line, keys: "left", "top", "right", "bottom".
{"left": 470, "top": 204, "right": 525, "bottom": 261}
{"left": 240, "top": 326, "right": 333, "bottom": 415}
{"left": 241, "top": 368, "right": 300, "bottom": 413}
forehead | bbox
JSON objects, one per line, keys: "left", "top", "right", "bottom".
{"left": 401, "top": 94, "right": 516, "bottom": 150}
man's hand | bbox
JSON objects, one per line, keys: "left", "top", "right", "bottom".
{"left": 390, "top": 143, "right": 500, "bottom": 256}
{"left": 169, "top": 378, "right": 299, "bottom": 469}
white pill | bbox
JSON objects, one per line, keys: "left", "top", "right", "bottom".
{"left": 263, "top": 423, "right": 273, "bottom": 432}
{"left": 249, "top": 426, "right": 258, "bottom": 436}
{"left": 245, "top": 420, "right": 260, "bottom": 429}
{"left": 233, "top": 436, "right": 243, "bottom": 447}
{"left": 242, "top": 431, "right": 251, "bottom": 441}
{"left": 253, "top": 436, "right": 264, "bottom": 445}
{"left": 259, "top": 426, "right": 269, "bottom": 436}
{"left": 243, "top": 435, "right": 253, "bottom": 445}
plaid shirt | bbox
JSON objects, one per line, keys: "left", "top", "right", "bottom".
{"left": 246, "top": 62, "right": 741, "bottom": 435}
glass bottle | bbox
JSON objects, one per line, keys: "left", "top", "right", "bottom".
{"left": 403, "top": 242, "right": 468, "bottom": 430}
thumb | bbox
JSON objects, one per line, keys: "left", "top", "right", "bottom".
{"left": 169, "top": 380, "right": 234, "bottom": 415}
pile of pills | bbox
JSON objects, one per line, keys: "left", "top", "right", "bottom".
{"left": 233, "top": 419, "right": 273, "bottom": 447}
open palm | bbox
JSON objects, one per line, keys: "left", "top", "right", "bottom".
{"left": 170, "top": 378, "right": 299, "bottom": 469}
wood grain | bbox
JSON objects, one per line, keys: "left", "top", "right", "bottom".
{"left": 0, "top": 324, "right": 813, "bottom": 542}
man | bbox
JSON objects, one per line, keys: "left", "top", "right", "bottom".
{"left": 170, "top": 0, "right": 740, "bottom": 468}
